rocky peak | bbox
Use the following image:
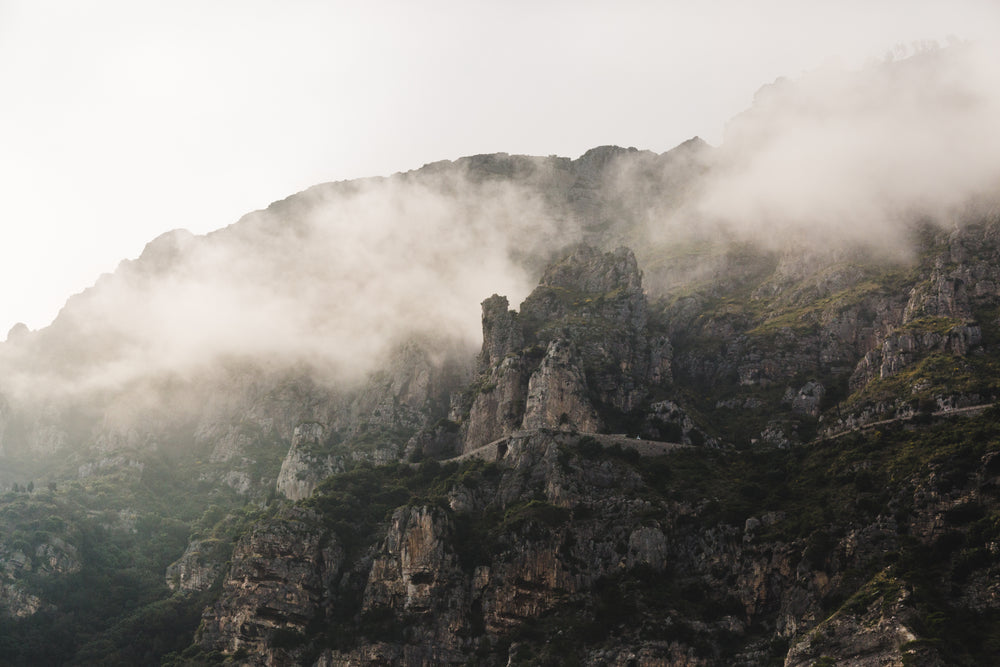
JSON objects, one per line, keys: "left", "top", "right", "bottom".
{"left": 519, "top": 245, "right": 648, "bottom": 348}
{"left": 572, "top": 145, "right": 645, "bottom": 178}
{"left": 668, "top": 135, "right": 710, "bottom": 156}
{"left": 477, "top": 295, "right": 523, "bottom": 372}
{"left": 521, "top": 338, "right": 601, "bottom": 433}
{"left": 132, "top": 228, "right": 196, "bottom": 276}
{"left": 275, "top": 423, "right": 332, "bottom": 502}
{"left": 5, "top": 323, "right": 29, "bottom": 344}
{"left": 461, "top": 245, "right": 672, "bottom": 452}
{"left": 536, "top": 244, "right": 642, "bottom": 297}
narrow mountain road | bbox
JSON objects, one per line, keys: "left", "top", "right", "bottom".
{"left": 817, "top": 402, "right": 995, "bottom": 443}
{"left": 446, "top": 403, "right": 996, "bottom": 464}
{"left": 446, "top": 430, "right": 687, "bottom": 464}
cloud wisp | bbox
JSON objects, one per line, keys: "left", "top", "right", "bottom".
{"left": 3, "top": 44, "right": 999, "bottom": 405}
{"left": 688, "top": 42, "right": 1000, "bottom": 252}
{"left": 0, "top": 167, "right": 576, "bottom": 400}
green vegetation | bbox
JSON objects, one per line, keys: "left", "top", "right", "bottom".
{"left": 838, "top": 568, "right": 904, "bottom": 615}
{"left": 283, "top": 405, "right": 999, "bottom": 662}
{"left": 844, "top": 350, "right": 1000, "bottom": 411}
{"left": 0, "top": 436, "right": 264, "bottom": 665}
{"left": 0, "top": 497, "right": 200, "bottom": 665}
{"left": 4, "top": 392, "right": 998, "bottom": 664}
{"left": 632, "top": 407, "right": 1000, "bottom": 664}
{"left": 303, "top": 459, "right": 481, "bottom": 556}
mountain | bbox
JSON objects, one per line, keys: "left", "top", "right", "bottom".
{"left": 0, "top": 45, "right": 998, "bottom": 665}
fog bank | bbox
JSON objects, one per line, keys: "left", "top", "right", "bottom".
{"left": 693, "top": 43, "right": 1000, "bottom": 251}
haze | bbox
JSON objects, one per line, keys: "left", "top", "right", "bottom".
{"left": 2, "top": 1, "right": 998, "bottom": 337}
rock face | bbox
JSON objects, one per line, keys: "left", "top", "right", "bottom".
{"left": 358, "top": 506, "right": 469, "bottom": 664}
{"left": 198, "top": 422, "right": 1000, "bottom": 665}
{"left": 0, "top": 582, "right": 42, "bottom": 618}
{"left": 197, "top": 507, "right": 343, "bottom": 662}
{"left": 165, "top": 539, "right": 229, "bottom": 592}
{"left": 478, "top": 295, "right": 524, "bottom": 370}
{"left": 463, "top": 295, "right": 532, "bottom": 451}
{"left": 462, "top": 245, "right": 673, "bottom": 452}
{"left": 242, "top": 431, "right": 684, "bottom": 665}
{"left": 519, "top": 245, "right": 666, "bottom": 415}
{"left": 852, "top": 324, "right": 983, "bottom": 388}
{"left": 187, "top": 214, "right": 1000, "bottom": 665}
{"left": 0, "top": 534, "right": 80, "bottom": 618}
{"left": 363, "top": 506, "right": 459, "bottom": 615}
{"left": 270, "top": 339, "right": 473, "bottom": 480}
{"left": 783, "top": 572, "right": 929, "bottom": 667}
{"left": 521, "top": 338, "right": 601, "bottom": 433}
{"left": 276, "top": 423, "right": 335, "bottom": 501}
{"left": 661, "top": 218, "right": 1000, "bottom": 445}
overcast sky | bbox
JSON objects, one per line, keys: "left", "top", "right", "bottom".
{"left": 0, "top": 0, "right": 997, "bottom": 336}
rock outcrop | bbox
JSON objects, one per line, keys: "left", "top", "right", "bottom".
{"left": 0, "top": 582, "right": 42, "bottom": 618}
{"left": 462, "top": 245, "right": 673, "bottom": 452}
{"left": 521, "top": 338, "right": 601, "bottom": 433}
{"left": 198, "top": 419, "right": 1000, "bottom": 665}
{"left": 0, "top": 533, "right": 80, "bottom": 618}
{"left": 276, "top": 423, "right": 337, "bottom": 501}
{"left": 165, "top": 539, "right": 229, "bottom": 593}
{"left": 783, "top": 572, "right": 931, "bottom": 667}
{"left": 197, "top": 507, "right": 343, "bottom": 661}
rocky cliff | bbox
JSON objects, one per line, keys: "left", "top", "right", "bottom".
{"left": 462, "top": 245, "right": 676, "bottom": 453}
{"left": 2, "top": 205, "right": 1000, "bottom": 664}
{"left": 181, "top": 214, "right": 1000, "bottom": 665}
{"left": 187, "top": 414, "right": 1000, "bottom": 665}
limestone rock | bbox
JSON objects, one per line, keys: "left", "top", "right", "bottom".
{"left": 783, "top": 573, "right": 942, "bottom": 667}
{"left": 276, "top": 422, "right": 336, "bottom": 501}
{"left": 521, "top": 339, "right": 600, "bottom": 433}
{"left": 165, "top": 539, "right": 228, "bottom": 592}
{"left": 535, "top": 244, "right": 643, "bottom": 297}
{"left": 463, "top": 355, "right": 530, "bottom": 452}
{"left": 362, "top": 506, "right": 469, "bottom": 659}
{"left": 783, "top": 381, "right": 826, "bottom": 417}
{"left": 851, "top": 322, "right": 983, "bottom": 388}
{"left": 32, "top": 536, "right": 80, "bottom": 576}
{"left": 197, "top": 507, "right": 344, "bottom": 663}
{"left": 0, "top": 581, "right": 43, "bottom": 618}
{"left": 463, "top": 244, "right": 672, "bottom": 451}
{"left": 199, "top": 421, "right": 1000, "bottom": 664}
{"left": 363, "top": 506, "right": 461, "bottom": 614}
{"left": 478, "top": 295, "right": 523, "bottom": 371}
{"left": 626, "top": 526, "right": 668, "bottom": 570}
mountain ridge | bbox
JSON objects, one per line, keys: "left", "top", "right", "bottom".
{"left": 0, "top": 45, "right": 999, "bottom": 664}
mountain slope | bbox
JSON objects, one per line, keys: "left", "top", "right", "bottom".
{"left": 180, "top": 233, "right": 1000, "bottom": 666}
{"left": 0, "top": 45, "right": 998, "bottom": 665}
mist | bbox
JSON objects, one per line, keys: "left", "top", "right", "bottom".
{"left": 0, "top": 167, "right": 577, "bottom": 401}
{"left": 686, "top": 42, "right": 1000, "bottom": 252}
{"left": 3, "top": 44, "right": 999, "bottom": 405}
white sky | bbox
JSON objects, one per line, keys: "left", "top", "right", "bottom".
{"left": 0, "top": 0, "right": 997, "bottom": 336}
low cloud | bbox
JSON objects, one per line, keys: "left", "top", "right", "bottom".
{"left": 690, "top": 42, "right": 1000, "bottom": 252}
{"left": 0, "top": 167, "right": 577, "bottom": 399}
{"left": 4, "top": 44, "right": 998, "bottom": 403}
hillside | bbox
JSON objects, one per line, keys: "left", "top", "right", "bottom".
{"left": 0, "top": 46, "right": 998, "bottom": 665}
